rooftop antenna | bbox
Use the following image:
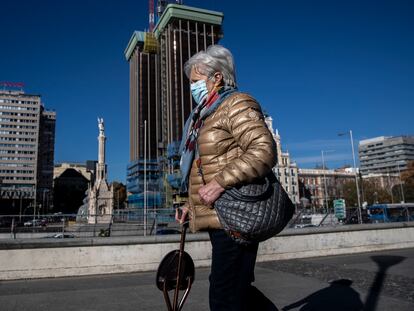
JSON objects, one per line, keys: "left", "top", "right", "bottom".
{"left": 153, "top": 1, "right": 183, "bottom": 30}
{"left": 157, "top": 0, "right": 168, "bottom": 18}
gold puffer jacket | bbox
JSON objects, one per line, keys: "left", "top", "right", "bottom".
{"left": 187, "top": 92, "right": 277, "bottom": 233}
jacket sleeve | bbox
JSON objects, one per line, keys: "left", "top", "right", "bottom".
{"left": 214, "top": 95, "right": 277, "bottom": 189}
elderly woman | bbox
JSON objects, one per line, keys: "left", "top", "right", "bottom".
{"left": 176, "top": 45, "right": 278, "bottom": 311}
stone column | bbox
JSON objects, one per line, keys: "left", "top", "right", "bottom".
{"left": 97, "top": 118, "right": 107, "bottom": 182}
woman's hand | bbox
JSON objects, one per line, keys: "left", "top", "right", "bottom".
{"left": 198, "top": 179, "right": 225, "bottom": 206}
{"left": 175, "top": 204, "right": 189, "bottom": 224}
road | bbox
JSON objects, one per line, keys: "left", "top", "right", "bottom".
{"left": 0, "top": 248, "right": 413, "bottom": 310}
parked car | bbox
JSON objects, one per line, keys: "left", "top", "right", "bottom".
{"left": 24, "top": 219, "right": 44, "bottom": 227}
{"left": 47, "top": 233, "right": 75, "bottom": 238}
{"left": 294, "top": 224, "right": 317, "bottom": 229}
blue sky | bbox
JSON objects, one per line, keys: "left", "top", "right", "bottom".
{"left": 1, "top": 0, "right": 413, "bottom": 182}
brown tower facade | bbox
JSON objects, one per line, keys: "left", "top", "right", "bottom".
{"left": 124, "top": 3, "right": 224, "bottom": 205}
{"left": 154, "top": 4, "right": 223, "bottom": 146}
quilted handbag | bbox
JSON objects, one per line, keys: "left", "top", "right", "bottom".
{"left": 214, "top": 171, "right": 295, "bottom": 245}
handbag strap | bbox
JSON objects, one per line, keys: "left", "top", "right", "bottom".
{"left": 226, "top": 177, "right": 273, "bottom": 202}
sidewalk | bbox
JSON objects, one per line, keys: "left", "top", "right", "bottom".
{"left": 0, "top": 248, "right": 413, "bottom": 310}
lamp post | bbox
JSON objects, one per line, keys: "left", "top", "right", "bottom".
{"left": 41, "top": 189, "right": 49, "bottom": 214}
{"left": 397, "top": 162, "right": 405, "bottom": 203}
{"left": 321, "top": 150, "right": 334, "bottom": 213}
{"left": 144, "top": 120, "right": 147, "bottom": 237}
{"left": 338, "top": 130, "right": 362, "bottom": 224}
{"left": 117, "top": 189, "right": 120, "bottom": 209}
{"left": 19, "top": 193, "right": 23, "bottom": 222}
{"left": 33, "top": 202, "right": 36, "bottom": 227}
{"left": 387, "top": 167, "right": 394, "bottom": 204}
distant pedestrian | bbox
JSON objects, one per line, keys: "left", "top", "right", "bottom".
{"left": 176, "top": 45, "right": 278, "bottom": 311}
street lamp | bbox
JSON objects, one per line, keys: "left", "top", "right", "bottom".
{"left": 19, "top": 193, "right": 23, "bottom": 222}
{"left": 321, "top": 150, "right": 335, "bottom": 213}
{"left": 338, "top": 130, "right": 362, "bottom": 224}
{"left": 144, "top": 119, "right": 147, "bottom": 237}
{"left": 397, "top": 162, "right": 405, "bottom": 203}
{"left": 42, "top": 189, "right": 49, "bottom": 213}
{"left": 387, "top": 167, "right": 394, "bottom": 204}
{"left": 33, "top": 201, "right": 36, "bottom": 224}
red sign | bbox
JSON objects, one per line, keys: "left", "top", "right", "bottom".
{"left": 0, "top": 81, "right": 25, "bottom": 89}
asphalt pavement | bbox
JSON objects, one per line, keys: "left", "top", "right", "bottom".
{"left": 0, "top": 248, "right": 413, "bottom": 311}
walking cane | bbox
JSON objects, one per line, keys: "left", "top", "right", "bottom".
{"left": 156, "top": 220, "right": 195, "bottom": 311}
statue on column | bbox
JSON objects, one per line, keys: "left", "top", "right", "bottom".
{"left": 98, "top": 117, "right": 105, "bottom": 135}
{"left": 77, "top": 117, "right": 113, "bottom": 224}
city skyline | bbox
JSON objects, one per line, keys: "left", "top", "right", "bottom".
{"left": 1, "top": 0, "right": 413, "bottom": 182}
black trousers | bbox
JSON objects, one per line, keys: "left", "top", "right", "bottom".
{"left": 208, "top": 229, "right": 278, "bottom": 311}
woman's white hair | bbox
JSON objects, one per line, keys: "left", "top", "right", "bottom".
{"left": 184, "top": 45, "right": 237, "bottom": 87}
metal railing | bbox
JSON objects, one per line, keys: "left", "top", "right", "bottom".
{"left": 0, "top": 209, "right": 180, "bottom": 239}
{"left": 1, "top": 206, "right": 413, "bottom": 239}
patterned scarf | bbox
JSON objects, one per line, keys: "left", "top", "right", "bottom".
{"left": 179, "top": 86, "right": 237, "bottom": 192}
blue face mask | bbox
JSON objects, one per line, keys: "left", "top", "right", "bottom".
{"left": 190, "top": 79, "right": 208, "bottom": 105}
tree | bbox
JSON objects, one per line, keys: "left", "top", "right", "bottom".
{"left": 341, "top": 181, "right": 358, "bottom": 207}
{"left": 341, "top": 179, "right": 391, "bottom": 206}
{"left": 112, "top": 182, "right": 127, "bottom": 209}
{"left": 298, "top": 179, "right": 312, "bottom": 206}
{"left": 401, "top": 160, "right": 414, "bottom": 183}
{"left": 402, "top": 184, "right": 414, "bottom": 202}
{"left": 393, "top": 160, "right": 414, "bottom": 203}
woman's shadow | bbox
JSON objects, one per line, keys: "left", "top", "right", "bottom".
{"left": 282, "top": 279, "right": 363, "bottom": 311}
{"left": 281, "top": 255, "right": 406, "bottom": 311}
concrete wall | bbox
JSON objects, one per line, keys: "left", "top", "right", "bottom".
{"left": 1, "top": 222, "right": 413, "bottom": 280}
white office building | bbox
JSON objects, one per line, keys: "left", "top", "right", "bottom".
{"left": 359, "top": 136, "right": 414, "bottom": 175}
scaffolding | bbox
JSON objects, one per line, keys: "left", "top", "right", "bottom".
{"left": 143, "top": 32, "right": 158, "bottom": 54}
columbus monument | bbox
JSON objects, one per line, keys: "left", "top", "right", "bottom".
{"left": 77, "top": 118, "right": 114, "bottom": 224}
